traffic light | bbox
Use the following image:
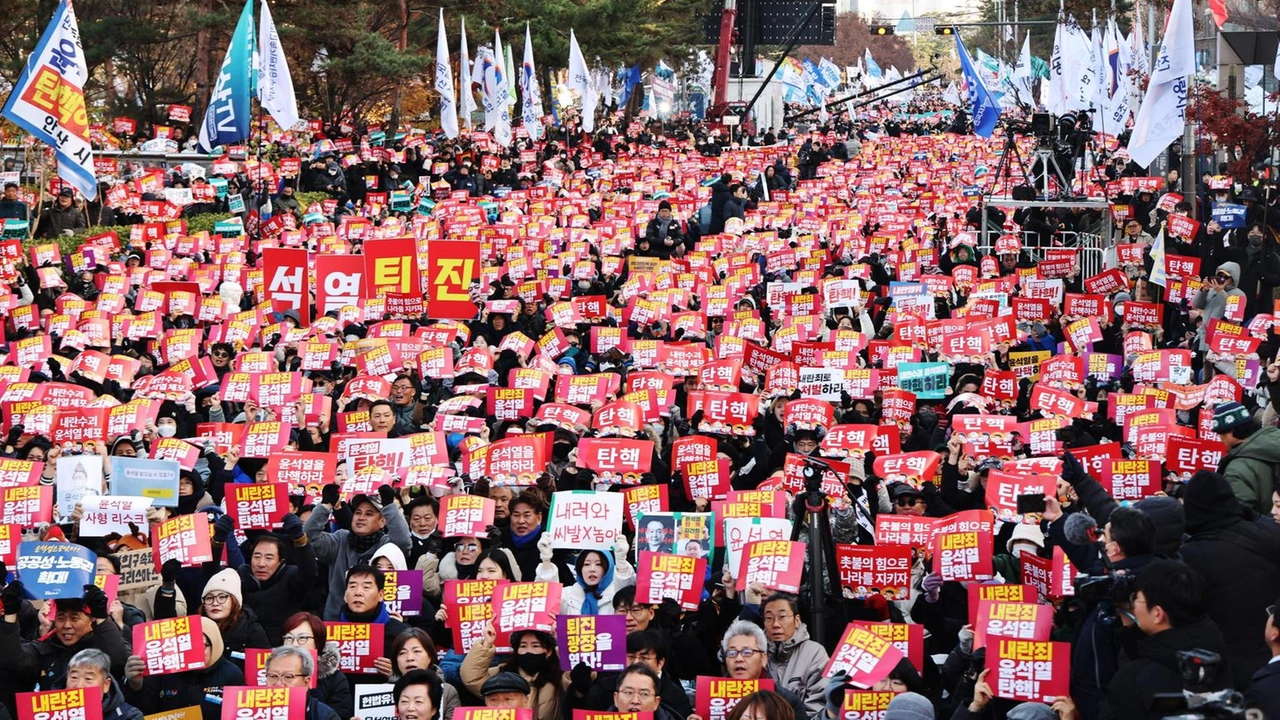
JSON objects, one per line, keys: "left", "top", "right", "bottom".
{"left": 870, "top": 25, "right": 894, "bottom": 36}
{"left": 935, "top": 26, "right": 955, "bottom": 35}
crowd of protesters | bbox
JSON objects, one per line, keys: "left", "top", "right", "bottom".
{"left": 0, "top": 86, "right": 1278, "bottom": 720}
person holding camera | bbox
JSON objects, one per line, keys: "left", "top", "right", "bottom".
{"left": 1099, "top": 560, "right": 1228, "bottom": 720}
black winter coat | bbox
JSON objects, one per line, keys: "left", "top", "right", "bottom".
{"left": 123, "top": 656, "right": 244, "bottom": 720}
{"left": 1099, "top": 618, "right": 1229, "bottom": 720}
{"left": 1179, "top": 483, "right": 1280, "bottom": 690}
{"left": 0, "top": 618, "right": 132, "bottom": 719}
{"left": 1245, "top": 660, "right": 1280, "bottom": 720}
{"left": 239, "top": 543, "right": 319, "bottom": 644}
{"left": 215, "top": 606, "right": 271, "bottom": 669}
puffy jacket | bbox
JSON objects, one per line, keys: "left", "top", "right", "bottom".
{"left": 238, "top": 537, "right": 319, "bottom": 644}
{"left": 214, "top": 606, "right": 270, "bottom": 669}
{"left": 124, "top": 655, "right": 244, "bottom": 720}
{"left": 1218, "top": 426, "right": 1280, "bottom": 516}
{"left": 315, "top": 642, "right": 353, "bottom": 720}
{"left": 765, "top": 623, "right": 830, "bottom": 718}
{"left": 101, "top": 679, "right": 144, "bottom": 720}
{"left": 304, "top": 503, "right": 411, "bottom": 620}
{"left": 0, "top": 617, "right": 131, "bottom": 718}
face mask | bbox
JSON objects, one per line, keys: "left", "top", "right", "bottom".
{"left": 1250, "top": 234, "right": 1264, "bottom": 246}
{"left": 577, "top": 280, "right": 591, "bottom": 290}
{"left": 515, "top": 652, "right": 548, "bottom": 675}
{"left": 157, "top": 424, "right": 177, "bottom": 438}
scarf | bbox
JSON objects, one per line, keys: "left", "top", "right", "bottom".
{"left": 508, "top": 527, "right": 541, "bottom": 550}
{"left": 340, "top": 603, "right": 391, "bottom": 624}
{"left": 348, "top": 528, "right": 386, "bottom": 555}
{"left": 577, "top": 551, "right": 615, "bottom": 615}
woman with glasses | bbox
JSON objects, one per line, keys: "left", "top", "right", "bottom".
{"left": 199, "top": 568, "right": 269, "bottom": 671}
{"left": 389, "top": 629, "right": 460, "bottom": 720}
{"left": 280, "top": 612, "right": 353, "bottom": 720}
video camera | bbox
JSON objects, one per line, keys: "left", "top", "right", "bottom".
{"left": 1149, "top": 650, "right": 1260, "bottom": 719}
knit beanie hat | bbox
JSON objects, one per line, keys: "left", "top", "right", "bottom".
{"left": 202, "top": 568, "right": 243, "bottom": 605}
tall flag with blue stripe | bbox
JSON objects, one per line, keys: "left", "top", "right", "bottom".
{"left": 198, "top": 0, "right": 255, "bottom": 152}
{"left": 520, "top": 23, "right": 543, "bottom": 141}
{"left": 1, "top": 0, "right": 97, "bottom": 199}
{"left": 864, "top": 49, "right": 882, "bottom": 79}
{"left": 955, "top": 32, "right": 1002, "bottom": 137}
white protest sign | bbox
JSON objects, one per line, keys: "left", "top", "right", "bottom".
{"left": 724, "top": 516, "right": 792, "bottom": 576}
{"left": 339, "top": 437, "right": 411, "bottom": 474}
{"left": 57, "top": 458, "right": 104, "bottom": 523}
{"left": 547, "top": 490, "right": 624, "bottom": 551}
{"left": 799, "top": 367, "right": 845, "bottom": 401}
{"left": 79, "top": 495, "right": 152, "bottom": 537}
{"left": 353, "top": 684, "right": 396, "bottom": 720}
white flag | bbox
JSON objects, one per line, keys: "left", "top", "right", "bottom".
{"left": 1101, "top": 17, "right": 1132, "bottom": 130}
{"left": 484, "top": 27, "right": 512, "bottom": 147}
{"left": 1127, "top": 0, "right": 1194, "bottom": 168}
{"left": 1064, "top": 21, "right": 1097, "bottom": 111}
{"left": 1048, "top": 18, "right": 1070, "bottom": 114}
{"left": 258, "top": 0, "right": 299, "bottom": 131}
{"left": 1090, "top": 22, "right": 1107, "bottom": 109}
{"left": 436, "top": 10, "right": 458, "bottom": 139}
{"left": 521, "top": 24, "right": 544, "bottom": 141}
{"left": 459, "top": 18, "right": 476, "bottom": 129}
{"left": 1013, "top": 31, "right": 1034, "bottom": 104}
{"left": 568, "top": 29, "right": 597, "bottom": 132}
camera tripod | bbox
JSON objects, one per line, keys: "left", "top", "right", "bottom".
{"left": 989, "top": 129, "right": 1074, "bottom": 200}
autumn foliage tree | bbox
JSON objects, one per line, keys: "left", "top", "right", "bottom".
{"left": 1188, "top": 84, "right": 1280, "bottom": 177}
{"left": 795, "top": 13, "right": 916, "bottom": 74}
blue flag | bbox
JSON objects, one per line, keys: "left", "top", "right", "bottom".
{"left": 955, "top": 34, "right": 1002, "bottom": 137}
{"left": 198, "top": 0, "right": 256, "bottom": 152}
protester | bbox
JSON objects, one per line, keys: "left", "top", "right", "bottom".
{"left": 262, "top": 646, "right": 341, "bottom": 720}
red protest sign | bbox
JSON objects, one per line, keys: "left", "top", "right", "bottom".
{"left": 244, "top": 647, "right": 317, "bottom": 687}
{"left": 0, "top": 485, "right": 51, "bottom": 525}
{"left": 221, "top": 686, "right": 306, "bottom": 720}
{"left": 491, "top": 582, "right": 562, "bottom": 650}
{"left": 324, "top": 622, "right": 385, "bottom": 674}
{"left": 736, "top": 540, "right": 804, "bottom": 593}
{"left": 622, "top": 484, "right": 669, "bottom": 529}
{"left": 426, "top": 241, "right": 480, "bottom": 319}
{"left": 228, "top": 483, "right": 289, "bottom": 529}
{"left": 872, "top": 451, "right": 940, "bottom": 488}
{"left": 824, "top": 623, "right": 906, "bottom": 689}
{"left": 835, "top": 544, "right": 913, "bottom": 600}
{"left": 444, "top": 579, "right": 507, "bottom": 653}
{"left": 240, "top": 421, "right": 290, "bottom": 458}
{"left": 635, "top": 552, "right": 706, "bottom": 610}
{"left": 874, "top": 514, "right": 936, "bottom": 549}
{"left": 931, "top": 528, "right": 993, "bottom": 581}
{"left": 973, "top": 601, "right": 1054, "bottom": 650}
{"left": 440, "top": 495, "right": 495, "bottom": 538}
{"left": 988, "top": 640, "right": 1071, "bottom": 703}
{"left": 134, "top": 616, "right": 206, "bottom": 675}
{"left": 363, "top": 237, "right": 421, "bottom": 298}
{"left": 849, "top": 622, "right": 925, "bottom": 674}
{"left": 577, "top": 438, "right": 653, "bottom": 484}
{"left": 483, "top": 435, "right": 549, "bottom": 485}
{"left": 152, "top": 513, "right": 214, "bottom": 570}
{"left": 262, "top": 248, "right": 311, "bottom": 324}
{"left": 686, "top": 391, "right": 759, "bottom": 435}
{"left": 985, "top": 471, "right": 1057, "bottom": 523}
{"left": 694, "top": 677, "right": 775, "bottom": 720}
{"left": 266, "top": 451, "right": 335, "bottom": 493}
{"left": 486, "top": 387, "right": 534, "bottom": 422}
{"left": 967, "top": 584, "right": 1039, "bottom": 623}
{"left": 1100, "top": 458, "right": 1161, "bottom": 501}
{"left": 17, "top": 687, "right": 102, "bottom": 720}
{"left": 841, "top": 691, "right": 895, "bottom": 720}
{"left": 682, "top": 458, "right": 730, "bottom": 500}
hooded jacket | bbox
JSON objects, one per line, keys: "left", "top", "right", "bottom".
{"left": 1179, "top": 471, "right": 1280, "bottom": 689}
{"left": 1218, "top": 425, "right": 1280, "bottom": 516}
{"left": 1099, "top": 617, "right": 1229, "bottom": 720}
{"left": 304, "top": 502, "right": 412, "bottom": 620}
{"left": 766, "top": 623, "right": 830, "bottom": 718}
{"left": 537, "top": 549, "right": 635, "bottom": 616}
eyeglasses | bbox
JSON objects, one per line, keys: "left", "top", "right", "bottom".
{"left": 211, "top": 350, "right": 231, "bottom": 358}
{"left": 724, "top": 648, "right": 762, "bottom": 659}
{"left": 265, "top": 672, "right": 308, "bottom": 683}
{"left": 895, "top": 496, "right": 920, "bottom": 507}
{"left": 455, "top": 542, "right": 480, "bottom": 552}
{"left": 763, "top": 613, "right": 794, "bottom": 626}
{"left": 203, "top": 593, "right": 233, "bottom": 605}
{"left": 627, "top": 652, "right": 658, "bottom": 662}
{"left": 620, "top": 605, "right": 652, "bottom": 616}
{"left": 617, "top": 689, "right": 655, "bottom": 701}
{"left": 283, "top": 635, "right": 314, "bottom": 645}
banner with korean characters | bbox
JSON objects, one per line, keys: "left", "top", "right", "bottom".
{"left": 823, "top": 623, "right": 906, "bottom": 688}
{"left": 835, "top": 545, "right": 913, "bottom": 600}
{"left": 220, "top": 687, "right": 306, "bottom": 720}
{"left": 444, "top": 579, "right": 508, "bottom": 654}
{"left": 490, "top": 582, "right": 561, "bottom": 653}
{"left": 324, "top": 622, "right": 385, "bottom": 674}
{"left": 987, "top": 640, "right": 1071, "bottom": 703}
{"left": 694, "top": 678, "right": 775, "bottom": 720}
{"left": 634, "top": 552, "right": 706, "bottom": 610}
{"left": 17, "top": 687, "right": 102, "bottom": 720}
{"left": 547, "top": 491, "right": 624, "bottom": 550}
{"left": 133, "top": 617, "right": 206, "bottom": 675}
{"left": 557, "top": 615, "right": 627, "bottom": 672}
{"left": 228, "top": 483, "right": 289, "bottom": 529}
